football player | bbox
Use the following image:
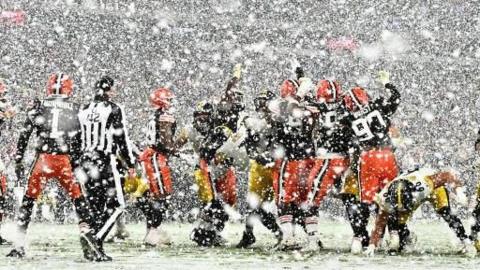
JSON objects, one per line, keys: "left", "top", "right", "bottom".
{"left": 189, "top": 101, "right": 237, "bottom": 247}
{"left": 137, "top": 87, "right": 187, "bottom": 246}
{"left": 7, "top": 73, "right": 99, "bottom": 260}
{"left": 0, "top": 80, "right": 16, "bottom": 245}
{"left": 236, "top": 90, "right": 282, "bottom": 248}
{"left": 303, "top": 79, "right": 352, "bottom": 251}
{"left": 341, "top": 71, "right": 400, "bottom": 253}
{"left": 365, "top": 168, "right": 476, "bottom": 257}
{"left": 269, "top": 67, "right": 321, "bottom": 250}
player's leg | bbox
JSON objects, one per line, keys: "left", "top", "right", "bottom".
{"left": 191, "top": 159, "right": 219, "bottom": 246}
{"left": 348, "top": 153, "right": 373, "bottom": 252}
{"left": 211, "top": 166, "right": 235, "bottom": 234}
{"left": 378, "top": 147, "right": 399, "bottom": 191}
{"left": 139, "top": 152, "right": 173, "bottom": 246}
{"left": 81, "top": 155, "right": 118, "bottom": 261}
{"left": 237, "top": 161, "right": 280, "bottom": 248}
{"left": 387, "top": 211, "right": 412, "bottom": 252}
{"left": 237, "top": 160, "right": 262, "bottom": 248}
{"left": 433, "top": 187, "right": 468, "bottom": 241}
{"left": 275, "top": 159, "right": 301, "bottom": 250}
{"left": 432, "top": 186, "right": 475, "bottom": 255}
{"left": 0, "top": 161, "right": 8, "bottom": 245}
{"left": 256, "top": 165, "right": 281, "bottom": 242}
{"left": 472, "top": 183, "right": 480, "bottom": 252}
{"left": 143, "top": 197, "right": 170, "bottom": 246}
{"left": 7, "top": 154, "right": 46, "bottom": 257}
{"left": 56, "top": 156, "right": 95, "bottom": 229}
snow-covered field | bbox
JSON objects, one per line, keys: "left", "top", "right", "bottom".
{"left": 0, "top": 220, "right": 478, "bottom": 270}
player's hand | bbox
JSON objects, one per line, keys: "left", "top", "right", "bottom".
{"left": 378, "top": 70, "right": 390, "bottom": 85}
{"left": 233, "top": 64, "right": 242, "bottom": 79}
{"left": 364, "top": 244, "right": 376, "bottom": 257}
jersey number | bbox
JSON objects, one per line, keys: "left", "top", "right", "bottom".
{"left": 84, "top": 109, "right": 103, "bottom": 150}
{"left": 49, "top": 108, "right": 63, "bottom": 139}
{"left": 321, "top": 111, "right": 337, "bottom": 128}
{"left": 351, "top": 110, "right": 387, "bottom": 141}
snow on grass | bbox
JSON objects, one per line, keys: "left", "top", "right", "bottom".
{"left": 0, "top": 220, "right": 479, "bottom": 269}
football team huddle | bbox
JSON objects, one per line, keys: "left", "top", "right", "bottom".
{"left": 0, "top": 64, "right": 480, "bottom": 262}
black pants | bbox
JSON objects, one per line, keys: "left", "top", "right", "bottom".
{"left": 135, "top": 195, "right": 168, "bottom": 229}
{"left": 341, "top": 194, "right": 370, "bottom": 247}
{"left": 472, "top": 201, "right": 480, "bottom": 240}
{"left": 80, "top": 153, "right": 124, "bottom": 242}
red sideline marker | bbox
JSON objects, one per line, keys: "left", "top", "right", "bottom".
{"left": 326, "top": 36, "right": 359, "bottom": 53}
{"left": 0, "top": 10, "right": 26, "bottom": 26}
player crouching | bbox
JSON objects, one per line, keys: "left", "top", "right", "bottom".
{"left": 365, "top": 168, "right": 476, "bottom": 257}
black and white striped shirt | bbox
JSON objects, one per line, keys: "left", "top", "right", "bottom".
{"left": 78, "top": 100, "right": 135, "bottom": 167}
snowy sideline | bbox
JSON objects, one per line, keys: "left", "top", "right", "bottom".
{"left": 0, "top": 220, "right": 479, "bottom": 270}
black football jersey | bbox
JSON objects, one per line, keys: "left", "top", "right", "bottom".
{"left": 316, "top": 103, "right": 353, "bottom": 155}
{"left": 146, "top": 109, "right": 177, "bottom": 155}
{"left": 16, "top": 96, "right": 81, "bottom": 161}
{"left": 272, "top": 98, "right": 318, "bottom": 159}
{"left": 345, "top": 84, "right": 400, "bottom": 149}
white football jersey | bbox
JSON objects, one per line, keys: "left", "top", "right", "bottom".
{"left": 375, "top": 168, "right": 436, "bottom": 213}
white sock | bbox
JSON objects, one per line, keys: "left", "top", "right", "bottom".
{"left": 305, "top": 216, "right": 318, "bottom": 237}
{"left": 279, "top": 215, "right": 293, "bottom": 239}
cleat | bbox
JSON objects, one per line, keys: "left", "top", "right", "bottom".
{"left": 80, "top": 231, "right": 106, "bottom": 261}
{"left": 236, "top": 231, "right": 256, "bottom": 248}
{"left": 80, "top": 237, "right": 95, "bottom": 261}
{"left": 474, "top": 239, "right": 480, "bottom": 253}
{"left": 387, "top": 230, "right": 400, "bottom": 252}
{"left": 6, "top": 247, "right": 25, "bottom": 258}
{"left": 0, "top": 236, "right": 11, "bottom": 245}
{"left": 212, "top": 233, "right": 227, "bottom": 247}
{"left": 402, "top": 232, "right": 417, "bottom": 253}
{"left": 191, "top": 227, "right": 218, "bottom": 247}
{"left": 144, "top": 228, "right": 172, "bottom": 247}
{"left": 302, "top": 235, "right": 323, "bottom": 252}
{"left": 274, "top": 230, "right": 283, "bottom": 247}
{"left": 276, "top": 236, "right": 301, "bottom": 251}
{"left": 96, "top": 240, "right": 112, "bottom": 262}
{"left": 461, "top": 239, "right": 477, "bottom": 258}
{"left": 350, "top": 237, "right": 363, "bottom": 254}
{"left": 106, "top": 228, "right": 130, "bottom": 243}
